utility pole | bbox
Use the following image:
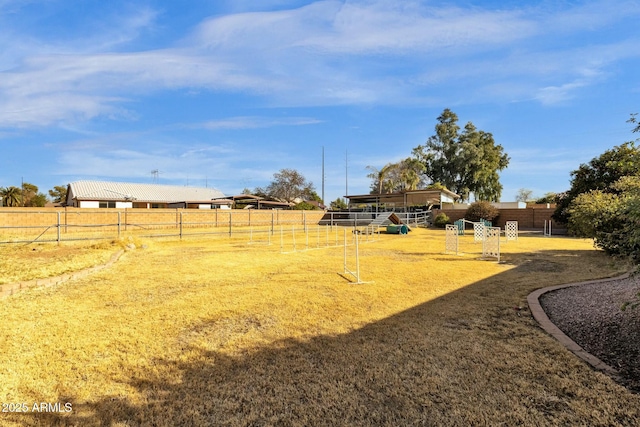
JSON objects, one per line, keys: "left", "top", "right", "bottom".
{"left": 322, "top": 146, "right": 325, "bottom": 204}
{"left": 345, "top": 150, "right": 348, "bottom": 197}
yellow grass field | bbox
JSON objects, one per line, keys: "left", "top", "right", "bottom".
{"left": 1, "top": 227, "right": 639, "bottom": 426}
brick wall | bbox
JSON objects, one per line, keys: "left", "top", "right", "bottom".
{"left": 0, "top": 208, "right": 327, "bottom": 237}
{"left": 432, "top": 207, "right": 563, "bottom": 230}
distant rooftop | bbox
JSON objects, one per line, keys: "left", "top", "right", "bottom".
{"left": 66, "top": 180, "right": 226, "bottom": 203}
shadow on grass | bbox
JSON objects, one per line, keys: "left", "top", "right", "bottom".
{"left": 12, "top": 249, "right": 640, "bottom": 427}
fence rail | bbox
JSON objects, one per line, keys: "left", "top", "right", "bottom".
{"left": 319, "top": 211, "right": 431, "bottom": 227}
{"left": 0, "top": 208, "right": 431, "bottom": 244}
{"left": 0, "top": 209, "right": 320, "bottom": 244}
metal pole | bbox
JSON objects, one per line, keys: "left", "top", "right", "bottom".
{"left": 326, "top": 225, "right": 329, "bottom": 247}
{"left": 117, "top": 211, "right": 121, "bottom": 239}
{"left": 292, "top": 225, "right": 296, "bottom": 252}
{"left": 355, "top": 229, "right": 360, "bottom": 282}
{"left": 57, "top": 211, "right": 61, "bottom": 244}
{"left": 343, "top": 228, "right": 347, "bottom": 272}
{"left": 179, "top": 211, "right": 183, "bottom": 239}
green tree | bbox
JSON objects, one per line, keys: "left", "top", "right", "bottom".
{"left": 433, "top": 212, "right": 451, "bottom": 228}
{"left": 412, "top": 109, "right": 509, "bottom": 202}
{"left": 1, "top": 186, "right": 22, "bottom": 207}
{"left": 293, "top": 201, "right": 319, "bottom": 210}
{"left": 366, "top": 163, "right": 395, "bottom": 194}
{"left": 367, "top": 158, "right": 426, "bottom": 194}
{"left": 535, "top": 192, "right": 561, "bottom": 204}
{"left": 553, "top": 141, "right": 640, "bottom": 224}
{"left": 629, "top": 113, "right": 639, "bottom": 134}
{"left": 305, "top": 190, "right": 323, "bottom": 203}
{"left": 398, "top": 158, "right": 426, "bottom": 191}
{"left": 458, "top": 122, "right": 509, "bottom": 201}
{"left": 20, "top": 182, "right": 48, "bottom": 207}
{"left": 567, "top": 176, "right": 640, "bottom": 261}
{"left": 566, "top": 191, "right": 622, "bottom": 238}
{"left": 425, "top": 182, "right": 448, "bottom": 191}
{"left": 265, "top": 169, "right": 315, "bottom": 203}
{"left": 464, "top": 201, "right": 499, "bottom": 222}
{"left": 252, "top": 187, "right": 268, "bottom": 199}
{"left": 48, "top": 185, "right": 68, "bottom": 204}
{"left": 330, "top": 197, "right": 348, "bottom": 210}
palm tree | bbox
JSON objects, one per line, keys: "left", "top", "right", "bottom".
{"left": 398, "top": 158, "right": 426, "bottom": 191}
{"left": 1, "top": 186, "right": 22, "bottom": 207}
{"left": 366, "top": 163, "right": 395, "bottom": 194}
{"left": 400, "top": 168, "right": 420, "bottom": 190}
{"left": 382, "top": 178, "right": 397, "bottom": 194}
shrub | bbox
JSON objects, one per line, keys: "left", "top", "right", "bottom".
{"left": 293, "top": 201, "right": 318, "bottom": 210}
{"left": 567, "top": 176, "right": 640, "bottom": 262}
{"left": 433, "top": 213, "right": 450, "bottom": 228}
{"left": 464, "top": 201, "right": 499, "bottom": 223}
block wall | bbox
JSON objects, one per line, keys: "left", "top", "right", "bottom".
{"left": 432, "top": 207, "right": 562, "bottom": 229}
{"left": 0, "top": 208, "right": 327, "bottom": 237}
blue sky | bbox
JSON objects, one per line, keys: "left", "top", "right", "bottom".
{"left": 1, "top": 0, "right": 639, "bottom": 204}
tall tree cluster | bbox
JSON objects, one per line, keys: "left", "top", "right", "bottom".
{"left": 553, "top": 141, "right": 640, "bottom": 224}
{"left": 558, "top": 117, "right": 640, "bottom": 261}
{"left": 48, "top": 185, "right": 68, "bottom": 203}
{"left": 255, "top": 168, "right": 317, "bottom": 203}
{"left": 0, "top": 182, "right": 49, "bottom": 207}
{"left": 366, "top": 158, "right": 426, "bottom": 194}
{"left": 411, "top": 109, "right": 509, "bottom": 202}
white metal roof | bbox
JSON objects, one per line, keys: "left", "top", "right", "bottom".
{"left": 67, "top": 180, "right": 226, "bottom": 203}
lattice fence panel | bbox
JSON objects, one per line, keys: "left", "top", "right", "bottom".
{"left": 505, "top": 221, "right": 518, "bottom": 241}
{"left": 483, "top": 227, "right": 501, "bottom": 261}
{"left": 473, "top": 222, "right": 485, "bottom": 242}
{"left": 445, "top": 224, "right": 459, "bottom": 254}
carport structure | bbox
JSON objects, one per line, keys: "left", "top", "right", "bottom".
{"left": 345, "top": 188, "right": 459, "bottom": 212}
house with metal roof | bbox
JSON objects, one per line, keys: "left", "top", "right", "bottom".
{"left": 344, "top": 188, "right": 460, "bottom": 212}
{"left": 65, "top": 180, "right": 230, "bottom": 209}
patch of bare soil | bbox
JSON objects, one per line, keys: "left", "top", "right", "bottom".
{"left": 540, "top": 274, "right": 640, "bottom": 392}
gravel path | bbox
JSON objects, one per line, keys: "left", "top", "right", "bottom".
{"left": 539, "top": 274, "right": 640, "bottom": 392}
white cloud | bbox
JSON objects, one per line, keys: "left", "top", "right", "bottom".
{"left": 53, "top": 134, "right": 308, "bottom": 194}
{"left": 198, "top": 116, "right": 323, "bottom": 130}
{"left": 2, "top": 0, "right": 640, "bottom": 128}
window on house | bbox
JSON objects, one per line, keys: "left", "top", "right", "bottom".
{"left": 99, "top": 201, "right": 116, "bottom": 208}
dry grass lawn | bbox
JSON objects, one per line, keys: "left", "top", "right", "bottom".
{"left": 1, "top": 227, "right": 639, "bottom": 426}
{"left": 0, "top": 240, "right": 120, "bottom": 285}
